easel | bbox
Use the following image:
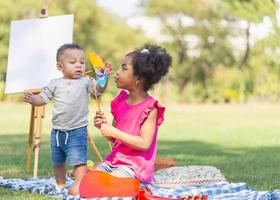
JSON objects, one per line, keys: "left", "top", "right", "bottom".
{"left": 26, "top": 0, "right": 104, "bottom": 177}
{"left": 26, "top": 0, "right": 49, "bottom": 178}
{"left": 26, "top": 89, "right": 45, "bottom": 178}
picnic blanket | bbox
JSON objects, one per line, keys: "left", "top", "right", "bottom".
{"left": 1, "top": 177, "right": 280, "bottom": 200}
{"left": 1, "top": 165, "right": 280, "bottom": 200}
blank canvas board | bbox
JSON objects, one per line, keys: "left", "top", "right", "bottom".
{"left": 5, "top": 14, "right": 74, "bottom": 94}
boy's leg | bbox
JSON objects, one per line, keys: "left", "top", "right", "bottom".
{"left": 51, "top": 128, "right": 66, "bottom": 186}
{"left": 54, "top": 164, "right": 66, "bottom": 185}
{"left": 66, "top": 127, "right": 88, "bottom": 195}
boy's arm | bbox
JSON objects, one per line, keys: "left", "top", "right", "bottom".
{"left": 96, "top": 81, "right": 108, "bottom": 93}
{"left": 24, "top": 91, "right": 46, "bottom": 106}
{"left": 95, "top": 63, "right": 113, "bottom": 94}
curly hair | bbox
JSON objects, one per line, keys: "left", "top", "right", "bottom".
{"left": 56, "top": 43, "right": 83, "bottom": 61}
{"left": 127, "top": 44, "right": 172, "bottom": 91}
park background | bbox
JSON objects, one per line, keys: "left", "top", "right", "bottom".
{"left": 0, "top": 0, "right": 280, "bottom": 199}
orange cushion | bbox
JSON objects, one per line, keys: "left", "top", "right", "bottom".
{"left": 79, "top": 170, "right": 140, "bottom": 198}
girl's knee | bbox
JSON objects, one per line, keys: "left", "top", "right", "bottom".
{"left": 68, "top": 179, "right": 81, "bottom": 196}
{"left": 73, "top": 164, "right": 87, "bottom": 180}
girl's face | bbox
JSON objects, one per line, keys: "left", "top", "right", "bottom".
{"left": 114, "top": 56, "right": 138, "bottom": 90}
{"left": 57, "top": 49, "right": 85, "bottom": 79}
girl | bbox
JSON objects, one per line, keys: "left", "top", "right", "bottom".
{"left": 94, "top": 44, "right": 172, "bottom": 183}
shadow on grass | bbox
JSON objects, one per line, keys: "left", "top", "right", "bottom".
{"left": 157, "top": 140, "right": 280, "bottom": 190}
{"left": 0, "top": 134, "right": 111, "bottom": 178}
{"left": 0, "top": 133, "right": 53, "bottom": 178}
{"left": 0, "top": 134, "right": 280, "bottom": 190}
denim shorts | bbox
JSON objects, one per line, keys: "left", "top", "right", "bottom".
{"left": 95, "top": 162, "right": 135, "bottom": 178}
{"left": 51, "top": 126, "right": 87, "bottom": 166}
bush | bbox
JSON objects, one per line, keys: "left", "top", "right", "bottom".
{"left": 210, "top": 66, "right": 250, "bottom": 103}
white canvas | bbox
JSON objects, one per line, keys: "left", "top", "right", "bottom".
{"left": 5, "top": 14, "right": 74, "bottom": 94}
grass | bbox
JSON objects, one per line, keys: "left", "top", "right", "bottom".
{"left": 0, "top": 102, "right": 280, "bottom": 199}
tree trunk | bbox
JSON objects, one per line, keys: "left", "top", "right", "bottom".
{"left": 239, "top": 21, "right": 250, "bottom": 69}
{"left": 201, "top": 63, "right": 211, "bottom": 99}
{"left": 178, "top": 78, "right": 189, "bottom": 94}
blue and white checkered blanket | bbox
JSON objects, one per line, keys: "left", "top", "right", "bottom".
{"left": 0, "top": 177, "right": 280, "bottom": 200}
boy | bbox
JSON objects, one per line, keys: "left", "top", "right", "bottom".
{"left": 24, "top": 43, "right": 112, "bottom": 195}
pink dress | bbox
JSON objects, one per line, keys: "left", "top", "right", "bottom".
{"left": 105, "top": 90, "right": 165, "bottom": 182}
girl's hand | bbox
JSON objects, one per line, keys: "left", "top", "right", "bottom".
{"left": 104, "top": 63, "right": 113, "bottom": 75}
{"left": 93, "top": 111, "right": 107, "bottom": 129}
{"left": 24, "top": 91, "right": 34, "bottom": 104}
{"left": 100, "top": 123, "right": 116, "bottom": 138}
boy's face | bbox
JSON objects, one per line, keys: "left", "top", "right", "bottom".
{"left": 57, "top": 49, "right": 85, "bottom": 79}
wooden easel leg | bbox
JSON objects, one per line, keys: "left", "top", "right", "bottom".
{"left": 33, "top": 117, "right": 41, "bottom": 178}
{"left": 27, "top": 106, "right": 35, "bottom": 172}
{"left": 108, "top": 141, "right": 112, "bottom": 150}
{"left": 33, "top": 106, "right": 45, "bottom": 178}
{"left": 88, "top": 131, "right": 103, "bottom": 162}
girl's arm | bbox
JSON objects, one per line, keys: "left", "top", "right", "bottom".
{"left": 100, "top": 108, "right": 158, "bottom": 151}
{"left": 105, "top": 119, "right": 116, "bottom": 143}
{"left": 93, "top": 111, "right": 115, "bottom": 143}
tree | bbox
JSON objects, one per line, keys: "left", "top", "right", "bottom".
{"left": 221, "top": 0, "right": 280, "bottom": 101}
{"left": 220, "top": 0, "right": 277, "bottom": 69}
{"left": 140, "top": 0, "right": 280, "bottom": 102}
{"left": 141, "top": 0, "right": 235, "bottom": 99}
{"left": 0, "top": 0, "right": 147, "bottom": 100}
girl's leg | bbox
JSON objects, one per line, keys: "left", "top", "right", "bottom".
{"left": 96, "top": 162, "right": 135, "bottom": 178}
{"left": 68, "top": 164, "right": 87, "bottom": 195}
{"left": 110, "top": 165, "right": 135, "bottom": 178}
{"left": 73, "top": 164, "right": 88, "bottom": 180}
{"left": 69, "top": 162, "right": 112, "bottom": 195}
{"left": 95, "top": 162, "right": 113, "bottom": 173}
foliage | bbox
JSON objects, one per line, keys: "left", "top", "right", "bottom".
{"left": 0, "top": 0, "right": 147, "bottom": 100}
{"left": 0, "top": 0, "right": 280, "bottom": 102}
{"left": 141, "top": 0, "right": 280, "bottom": 102}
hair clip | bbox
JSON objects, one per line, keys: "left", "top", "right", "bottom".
{"left": 140, "top": 48, "right": 150, "bottom": 54}
{"left": 156, "top": 51, "right": 164, "bottom": 55}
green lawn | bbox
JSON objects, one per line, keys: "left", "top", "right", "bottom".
{"left": 0, "top": 102, "right": 280, "bottom": 199}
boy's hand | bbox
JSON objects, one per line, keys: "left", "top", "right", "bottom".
{"left": 24, "top": 91, "right": 34, "bottom": 104}
{"left": 104, "top": 63, "right": 113, "bottom": 75}
{"left": 93, "top": 111, "right": 107, "bottom": 129}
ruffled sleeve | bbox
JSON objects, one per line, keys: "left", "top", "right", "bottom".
{"left": 139, "top": 100, "right": 165, "bottom": 126}
{"left": 111, "top": 90, "right": 128, "bottom": 118}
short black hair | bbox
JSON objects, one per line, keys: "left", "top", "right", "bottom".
{"left": 127, "top": 44, "right": 172, "bottom": 91}
{"left": 56, "top": 43, "right": 83, "bottom": 61}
